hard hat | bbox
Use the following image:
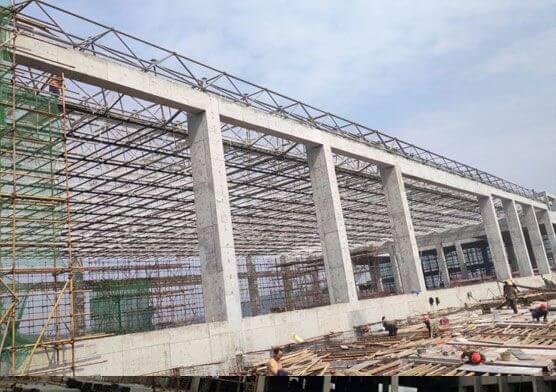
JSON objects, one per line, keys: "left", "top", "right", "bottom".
{"left": 540, "top": 303, "right": 547, "bottom": 311}
{"left": 505, "top": 280, "right": 513, "bottom": 286}
{"left": 470, "top": 352, "right": 482, "bottom": 364}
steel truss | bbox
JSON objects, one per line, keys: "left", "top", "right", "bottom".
{"left": 0, "top": 0, "right": 539, "bottom": 376}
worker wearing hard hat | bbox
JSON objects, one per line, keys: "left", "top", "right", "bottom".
{"left": 530, "top": 303, "right": 548, "bottom": 322}
{"left": 461, "top": 350, "right": 486, "bottom": 365}
{"left": 502, "top": 280, "right": 519, "bottom": 314}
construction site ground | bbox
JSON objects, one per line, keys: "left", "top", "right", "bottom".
{"left": 245, "top": 293, "right": 556, "bottom": 376}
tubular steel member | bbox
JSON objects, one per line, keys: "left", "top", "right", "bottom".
{"left": 8, "top": 0, "right": 545, "bottom": 201}
{"left": 0, "top": 1, "right": 76, "bottom": 374}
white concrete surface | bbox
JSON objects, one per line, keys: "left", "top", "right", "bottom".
{"left": 538, "top": 209, "right": 556, "bottom": 257}
{"left": 521, "top": 204, "right": 551, "bottom": 274}
{"left": 188, "top": 100, "right": 242, "bottom": 323}
{"left": 478, "top": 195, "right": 512, "bottom": 280}
{"left": 27, "top": 274, "right": 554, "bottom": 376}
{"left": 380, "top": 165, "right": 426, "bottom": 293}
{"left": 502, "top": 199, "right": 534, "bottom": 277}
{"left": 307, "top": 144, "right": 358, "bottom": 304}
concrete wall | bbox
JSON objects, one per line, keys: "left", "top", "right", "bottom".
{"left": 28, "top": 274, "right": 553, "bottom": 376}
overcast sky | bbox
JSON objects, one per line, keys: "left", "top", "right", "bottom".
{"left": 51, "top": 0, "right": 556, "bottom": 194}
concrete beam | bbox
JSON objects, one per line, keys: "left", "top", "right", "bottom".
{"left": 188, "top": 98, "right": 242, "bottom": 323}
{"left": 380, "top": 165, "right": 426, "bottom": 293}
{"left": 521, "top": 204, "right": 551, "bottom": 274}
{"left": 502, "top": 199, "right": 534, "bottom": 277}
{"left": 436, "top": 244, "right": 451, "bottom": 288}
{"left": 13, "top": 35, "right": 548, "bottom": 211}
{"left": 538, "top": 209, "right": 556, "bottom": 257}
{"left": 478, "top": 195, "right": 512, "bottom": 281}
{"left": 307, "top": 144, "right": 358, "bottom": 304}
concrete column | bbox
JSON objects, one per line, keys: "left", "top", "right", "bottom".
{"left": 497, "top": 376, "right": 510, "bottom": 392}
{"left": 322, "top": 376, "right": 332, "bottom": 392}
{"left": 473, "top": 377, "right": 483, "bottom": 392}
{"left": 454, "top": 241, "right": 469, "bottom": 279}
{"left": 188, "top": 99, "right": 242, "bottom": 324}
{"left": 189, "top": 377, "right": 201, "bottom": 392}
{"left": 502, "top": 199, "right": 534, "bottom": 277}
{"left": 522, "top": 204, "right": 551, "bottom": 274}
{"left": 246, "top": 255, "right": 260, "bottom": 316}
{"left": 391, "top": 376, "right": 399, "bottom": 392}
{"left": 307, "top": 144, "right": 358, "bottom": 304}
{"left": 538, "top": 209, "right": 556, "bottom": 258}
{"left": 532, "top": 377, "right": 551, "bottom": 392}
{"left": 435, "top": 244, "right": 451, "bottom": 288}
{"left": 255, "top": 376, "right": 266, "bottom": 392}
{"left": 478, "top": 195, "right": 512, "bottom": 281}
{"left": 380, "top": 165, "right": 426, "bottom": 293}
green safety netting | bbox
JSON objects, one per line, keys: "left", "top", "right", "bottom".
{"left": 90, "top": 279, "right": 154, "bottom": 334}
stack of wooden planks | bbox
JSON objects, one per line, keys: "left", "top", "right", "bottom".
{"left": 246, "top": 307, "right": 556, "bottom": 376}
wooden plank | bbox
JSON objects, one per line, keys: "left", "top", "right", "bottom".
{"left": 457, "top": 364, "right": 543, "bottom": 376}
{"left": 448, "top": 340, "right": 556, "bottom": 350}
{"left": 366, "top": 360, "right": 401, "bottom": 375}
{"left": 347, "top": 359, "right": 379, "bottom": 372}
{"left": 495, "top": 322, "right": 548, "bottom": 328}
{"left": 408, "top": 357, "right": 462, "bottom": 366}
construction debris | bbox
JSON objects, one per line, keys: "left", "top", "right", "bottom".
{"left": 246, "top": 304, "right": 556, "bottom": 376}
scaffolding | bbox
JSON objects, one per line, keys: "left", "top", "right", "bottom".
{"left": 0, "top": 0, "right": 76, "bottom": 374}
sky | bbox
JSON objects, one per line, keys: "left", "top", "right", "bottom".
{"left": 48, "top": 0, "right": 556, "bottom": 194}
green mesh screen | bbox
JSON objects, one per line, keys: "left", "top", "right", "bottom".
{"left": 90, "top": 279, "right": 153, "bottom": 334}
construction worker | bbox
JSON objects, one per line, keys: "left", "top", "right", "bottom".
{"left": 423, "top": 315, "right": 440, "bottom": 338}
{"left": 46, "top": 74, "right": 62, "bottom": 97}
{"left": 502, "top": 280, "right": 518, "bottom": 314}
{"left": 381, "top": 316, "right": 398, "bottom": 337}
{"left": 267, "top": 346, "right": 288, "bottom": 376}
{"left": 461, "top": 350, "right": 486, "bottom": 365}
{"left": 530, "top": 303, "right": 548, "bottom": 322}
